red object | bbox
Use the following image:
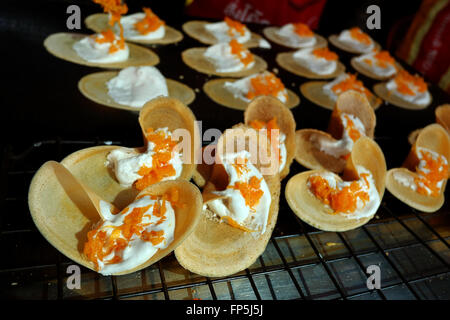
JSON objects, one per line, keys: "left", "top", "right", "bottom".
{"left": 185, "top": 0, "right": 327, "bottom": 28}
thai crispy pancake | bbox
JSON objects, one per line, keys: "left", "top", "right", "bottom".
{"left": 181, "top": 47, "right": 267, "bottom": 78}
{"left": 295, "top": 90, "right": 376, "bottom": 173}
{"left": 244, "top": 96, "right": 297, "bottom": 180}
{"left": 328, "top": 34, "right": 381, "bottom": 54}
{"left": 373, "top": 82, "right": 432, "bottom": 110}
{"left": 300, "top": 81, "right": 382, "bottom": 111}
{"left": 78, "top": 71, "right": 196, "bottom": 111}
{"left": 285, "top": 136, "right": 386, "bottom": 232}
{"left": 203, "top": 78, "right": 300, "bottom": 111}
{"left": 263, "top": 26, "right": 327, "bottom": 49}
{"left": 182, "top": 20, "right": 263, "bottom": 48}
{"left": 276, "top": 51, "right": 345, "bottom": 79}
{"left": 175, "top": 124, "right": 281, "bottom": 277}
{"left": 28, "top": 159, "right": 203, "bottom": 275}
{"left": 85, "top": 13, "right": 183, "bottom": 45}
{"left": 43, "top": 33, "right": 159, "bottom": 68}
{"left": 386, "top": 124, "right": 450, "bottom": 212}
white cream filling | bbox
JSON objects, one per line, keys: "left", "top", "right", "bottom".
{"left": 337, "top": 29, "right": 374, "bottom": 53}
{"left": 323, "top": 73, "right": 364, "bottom": 102}
{"left": 354, "top": 52, "right": 397, "bottom": 77}
{"left": 386, "top": 78, "right": 431, "bottom": 106}
{"left": 116, "top": 12, "right": 165, "bottom": 40}
{"left": 292, "top": 47, "right": 337, "bottom": 75}
{"left": 311, "top": 113, "right": 366, "bottom": 158}
{"left": 207, "top": 150, "right": 271, "bottom": 235}
{"left": 93, "top": 196, "right": 175, "bottom": 275}
{"left": 205, "top": 21, "right": 251, "bottom": 43}
{"left": 73, "top": 33, "right": 129, "bottom": 63}
{"left": 204, "top": 42, "right": 255, "bottom": 73}
{"left": 106, "top": 66, "right": 169, "bottom": 108}
{"left": 223, "top": 72, "right": 288, "bottom": 103}
{"left": 308, "top": 166, "right": 380, "bottom": 220}
{"left": 276, "top": 24, "right": 316, "bottom": 48}
{"left": 106, "top": 128, "right": 182, "bottom": 187}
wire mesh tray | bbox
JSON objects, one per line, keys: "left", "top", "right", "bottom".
{"left": 1, "top": 138, "right": 449, "bottom": 300}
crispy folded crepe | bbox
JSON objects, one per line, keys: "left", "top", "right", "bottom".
{"left": 85, "top": 13, "right": 183, "bottom": 45}
{"left": 203, "top": 78, "right": 300, "bottom": 110}
{"left": 44, "top": 33, "right": 159, "bottom": 68}
{"left": 295, "top": 90, "right": 376, "bottom": 173}
{"left": 78, "top": 71, "right": 196, "bottom": 111}
{"left": 262, "top": 26, "right": 327, "bottom": 49}
{"left": 285, "top": 136, "right": 386, "bottom": 232}
{"left": 300, "top": 80, "right": 381, "bottom": 111}
{"left": 182, "top": 20, "right": 263, "bottom": 48}
{"left": 276, "top": 51, "right": 345, "bottom": 79}
{"left": 182, "top": 47, "right": 267, "bottom": 78}
{"left": 175, "top": 123, "right": 281, "bottom": 277}
{"left": 137, "top": 97, "right": 200, "bottom": 182}
{"left": 373, "top": 82, "right": 432, "bottom": 110}
{"left": 328, "top": 34, "right": 381, "bottom": 54}
{"left": 244, "top": 96, "right": 297, "bottom": 179}
{"left": 386, "top": 124, "right": 450, "bottom": 212}
{"left": 28, "top": 160, "right": 202, "bottom": 275}
{"left": 350, "top": 57, "right": 401, "bottom": 81}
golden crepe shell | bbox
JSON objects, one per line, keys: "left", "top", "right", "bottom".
{"left": 295, "top": 90, "right": 376, "bottom": 173}
{"left": 262, "top": 26, "right": 327, "bottom": 49}
{"left": 244, "top": 96, "right": 297, "bottom": 179}
{"left": 328, "top": 34, "right": 381, "bottom": 54}
{"left": 276, "top": 51, "right": 346, "bottom": 79}
{"left": 386, "top": 124, "right": 450, "bottom": 212}
{"left": 373, "top": 82, "right": 432, "bottom": 110}
{"left": 43, "top": 33, "right": 159, "bottom": 68}
{"left": 285, "top": 136, "right": 386, "bottom": 232}
{"left": 181, "top": 47, "right": 267, "bottom": 78}
{"left": 85, "top": 13, "right": 183, "bottom": 45}
{"left": 28, "top": 159, "right": 203, "bottom": 275}
{"left": 78, "top": 71, "right": 195, "bottom": 111}
{"left": 350, "top": 57, "right": 401, "bottom": 81}
{"left": 435, "top": 104, "right": 450, "bottom": 133}
{"left": 300, "top": 80, "right": 382, "bottom": 111}
{"left": 175, "top": 124, "right": 281, "bottom": 277}
{"left": 203, "top": 78, "right": 300, "bottom": 110}
{"left": 182, "top": 20, "right": 263, "bottom": 48}
{"left": 138, "top": 97, "right": 200, "bottom": 182}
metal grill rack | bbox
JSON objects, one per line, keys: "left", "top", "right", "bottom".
{"left": 1, "top": 138, "right": 449, "bottom": 300}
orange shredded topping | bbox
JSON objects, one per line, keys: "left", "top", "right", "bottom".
{"left": 363, "top": 58, "right": 373, "bottom": 66}
{"left": 223, "top": 216, "right": 254, "bottom": 232}
{"left": 246, "top": 73, "right": 287, "bottom": 101}
{"left": 293, "top": 22, "right": 313, "bottom": 37}
{"left": 394, "top": 70, "right": 427, "bottom": 96}
{"left": 83, "top": 196, "right": 169, "bottom": 270}
{"left": 229, "top": 176, "right": 264, "bottom": 211}
{"left": 374, "top": 51, "right": 395, "bottom": 68}
{"left": 224, "top": 16, "right": 246, "bottom": 37}
{"left": 308, "top": 174, "right": 370, "bottom": 214}
{"left": 332, "top": 74, "right": 372, "bottom": 99}
{"left": 229, "top": 39, "right": 254, "bottom": 66}
{"left": 312, "top": 47, "right": 338, "bottom": 61}
{"left": 93, "top": 0, "right": 128, "bottom": 53}
{"left": 134, "top": 7, "right": 165, "bottom": 35}
{"left": 232, "top": 157, "right": 249, "bottom": 178}
{"left": 414, "top": 149, "right": 448, "bottom": 197}
{"left": 343, "top": 114, "right": 362, "bottom": 142}
{"left": 134, "top": 128, "right": 178, "bottom": 191}
{"left": 349, "top": 27, "right": 371, "bottom": 45}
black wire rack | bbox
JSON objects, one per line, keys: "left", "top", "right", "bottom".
{"left": 1, "top": 138, "right": 449, "bottom": 300}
